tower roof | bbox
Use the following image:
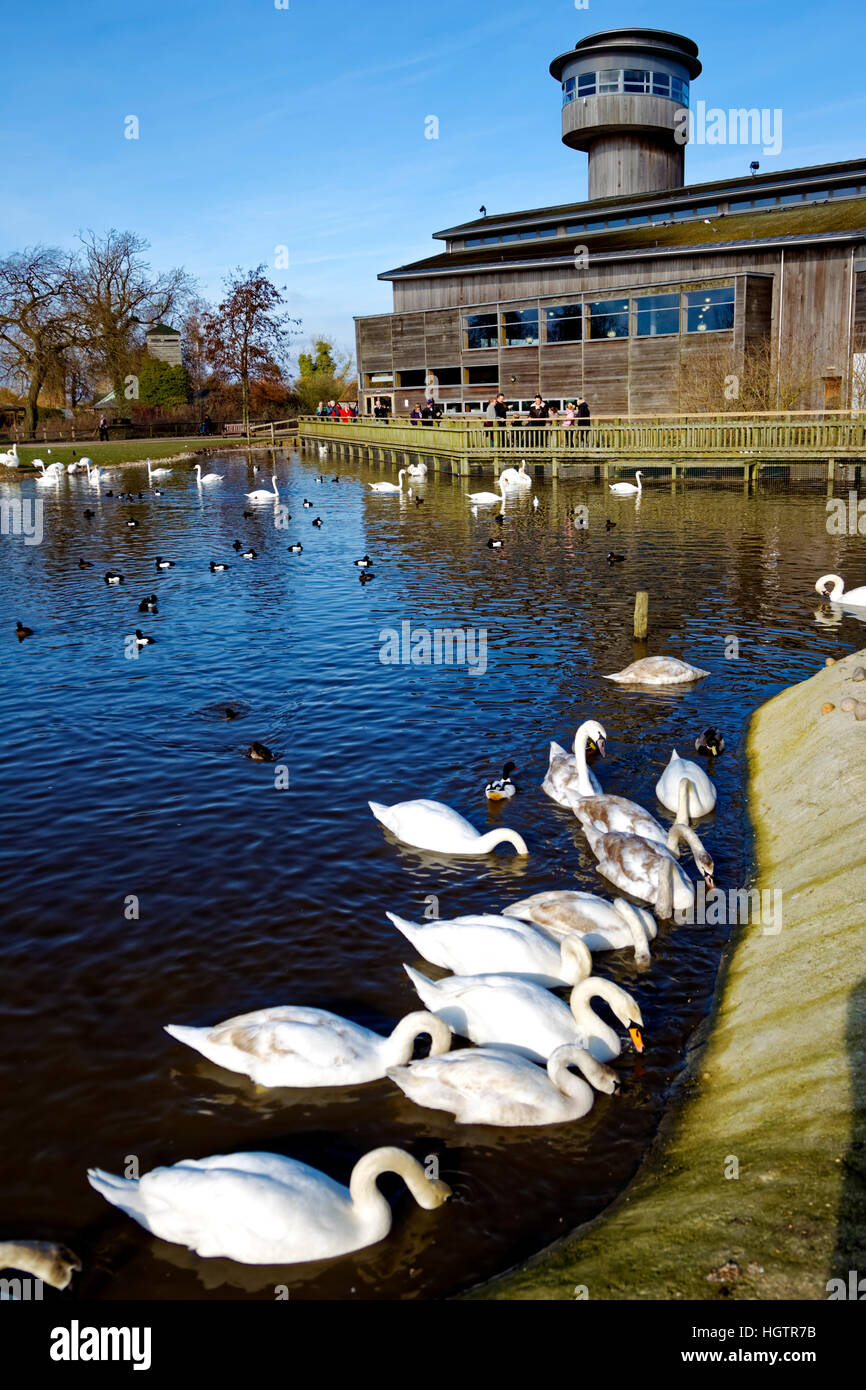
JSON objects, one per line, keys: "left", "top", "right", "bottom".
{"left": 550, "top": 28, "right": 702, "bottom": 82}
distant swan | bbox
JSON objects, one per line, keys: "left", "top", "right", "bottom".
{"left": 656, "top": 751, "right": 717, "bottom": 818}
{"left": 388, "top": 1043, "right": 617, "bottom": 1127}
{"left": 246, "top": 475, "right": 279, "bottom": 503}
{"left": 602, "top": 656, "right": 709, "bottom": 686}
{"left": 387, "top": 910, "right": 596, "bottom": 987}
{"left": 467, "top": 477, "right": 507, "bottom": 504}
{"left": 369, "top": 470, "right": 407, "bottom": 494}
{"left": 194, "top": 462, "right": 223, "bottom": 485}
{"left": 503, "top": 893, "right": 656, "bottom": 966}
{"left": 0, "top": 444, "right": 19, "bottom": 467}
{"left": 542, "top": 719, "right": 606, "bottom": 806}
{"left": 815, "top": 573, "right": 866, "bottom": 607}
{"left": 87, "top": 1147, "right": 451, "bottom": 1265}
{"left": 369, "top": 798, "right": 528, "bottom": 855}
{"left": 407, "top": 462, "right": 427, "bottom": 477}
{"left": 404, "top": 951, "right": 643, "bottom": 1064}
{"left": 610, "top": 470, "right": 642, "bottom": 496}
{"left": 165, "top": 1005, "right": 451, "bottom": 1087}
{"left": 147, "top": 460, "right": 171, "bottom": 481}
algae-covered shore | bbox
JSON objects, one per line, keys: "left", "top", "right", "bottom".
{"left": 470, "top": 652, "right": 866, "bottom": 1300}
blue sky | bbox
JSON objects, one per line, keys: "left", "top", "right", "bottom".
{"left": 4, "top": 0, "right": 866, "bottom": 368}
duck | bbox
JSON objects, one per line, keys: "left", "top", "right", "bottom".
{"left": 354, "top": 555, "right": 372, "bottom": 568}
{"left": 814, "top": 573, "right": 866, "bottom": 607}
{"left": 134, "top": 630, "right": 155, "bottom": 647}
{"left": 303, "top": 499, "right": 313, "bottom": 508}
{"left": 487, "top": 537, "right": 503, "bottom": 549}
{"left": 359, "top": 571, "right": 374, "bottom": 584}
{"left": 404, "top": 950, "right": 643, "bottom": 1064}
{"left": 104, "top": 571, "right": 124, "bottom": 585}
{"left": 15, "top": 620, "right": 34, "bottom": 640}
{"left": 609, "top": 470, "right": 643, "bottom": 496}
{"left": 126, "top": 518, "right": 138, "bottom": 528}
{"left": 485, "top": 761, "right": 517, "bottom": 800}
{"left": 656, "top": 750, "right": 717, "bottom": 818}
{"left": 232, "top": 540, "right": 242, "bottom": 551}
{"left": 369, "top": 470, "right": 407, "bottom": 494}
{"left": 312, "top": 517, "right": 323, "bottom": 528}
{"left": 209, "top": 561, "right": 229, "bottom": 572}
{"left": 467, "top": 477, "right": 507, "bottom": 505}
{"left": 288, "top": 542, "right": 303, "bottom": 553}
{"left": 532, "top": 495, "right": 539, "bottom": 510}
{"left": 155, "top": 557, "right": 175, "bottom": 570}
{"left": 503, "top": 893, "right": 657, "bottom": 966}
{"left": 695, "top": 728, "right": 725, "bottom": 758}
{"left": 77, "top": 558, "right": 93, "bottom": 569}
{"left": 388, "top": 1042, "right": 617, "bottom": 1128}
{"left": 387, "top": 910, "right": 596, "bottom": 988}
{"left": 165, "top": 1005, "right": 451, "bottom": 1088}
{"left": 0, "top": 1240, "right": 81, "bottom": 1291}
{"left": 582, "top": 822, "right": 714, "bottom": 916}
{"left": 569, "top": 774, "right": 694, "bottom": 848}
{"left": 607, "top": 551, "right": 625, "bottom": 564}
{"left": 246, "top": 742, "right": 275, "bottom": 762}
{"left": 87, "top": 1147, "right": 451, "bottom": 1265}
{"left": 138, "top": 594, "right": 158, "bottom": 613}
{"left": 83, "top": 509, "right": 95, "bottom": 520}
{"left": 602, "top": 656, "right": 710, "bottom": 686}
{"left": 414, "top": 497, "right": 425, "bottom": 506}
{"left": 407, "top": 462, "right": 427, "bottom": 477}
{"left": 246, "top": 475, "right": 279, "bottom": 503}
{"left": 369, "top": 798, "right": 528, "bottom": 856}
{"left": 542, "top": 719, "right": 606, "bottom": 807}
{"left": 194, "top": 462, "right": 223, "bottom": 485}
{"left": 241, "top": 548, "right": 257, "bottom": 560}
{"left": 605, "top": 519, "right": 617, "bottom": 531}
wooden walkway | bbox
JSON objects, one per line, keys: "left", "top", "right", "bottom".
{"left": 297, "top": 415, "right": 866, "bottom": 480}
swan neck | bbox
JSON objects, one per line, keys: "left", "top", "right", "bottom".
{"left": 676, "top": 777, "right": 694, "bottom": 825}
{"left": 547, "top": 1047, "right": 593, "bottom": 1100}
{"left": 572, "top": 725, "right": 595, "bottom": 795}
{"left": 385, "top": 1011, "right": 451, "bottom": 1065}
{"left": 475, "top": 828, "right": 529, "bottom": 855}
{"left": 349, "top": 1147, "right": 427, "bottom": 1214}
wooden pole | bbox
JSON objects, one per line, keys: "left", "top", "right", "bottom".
{"left": 634, "top": 591, "right": 649, "bottom": 641}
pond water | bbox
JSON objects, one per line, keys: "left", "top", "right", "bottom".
{"left": 0, "top": 450, "right": 862, "bottom": 1300}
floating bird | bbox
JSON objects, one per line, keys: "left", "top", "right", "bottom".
{"left": 485, "top": 761, "right": 517, "bottom": 800}
{"left": 289, "top": 542, "right": 303, "bottom": 553}
{"left": 155, "top": 557, "right": 174, "bottom": 570}
{"left": 504, "top": 893, "right": 656, "bottom": 967}
{"left": 138, "top": 594, "right": 158, "bottom": 613}
{"left": 246, "top": 742, "right": 275, "bottom": 762}
{"left": 487, "top": 537, "right": 503, "bottom": 549}
{"left": 533, "top": 495, "right": 539, "bottom": 510}
{"left": 194, "top": 463, "right": 222, "bottom": 485}
{"left": 146, "top": 460, "right": 171, "bottom": 481}
{"left": 223, "top": 707, "right": 242, "bottom": 721}
{"left": 815, "top": 573, "right": 866, "bottom": 607}
{"left": 609, "top": 470, "right": 643, "bottom": 496}
{"left": 209, "top": 561, "right": 229, "bottom": 572}
{"left": 303, "top": 499, "right": 313, "bottom": 508}
{"left": 165, "top": 1005, "right": 450, "bottom": 1088}
{"left": 543, "top": 720, "right": 606, "bottom": 807}
{"left": 656, "top": 751, "right": 717, "bottom": 818}
{"left": 243, "top": 510, "right": 253, "bottom": 519}
{"left": 354, "top": 555, "right": 372, "bottom": 568}
{"left": 232, "top": 540, "right": 242, "bottom": 551}
{"left": 415, "top": 497, "right": 425, "bottom": 506}
{"left": 315, "top": 475, "right": 324, "bottom": 484}
{"left": 247, "top": 476, "right": 279, "bottom": 503}
{"left": 15, "top": 620, "right": 33, "bottom": 640}
{"left": 359, "top": 571, "right": 374, "bottom": 584}
{"left": 602, "top": 656, "right": 709, "bottom": 686}
{"left": 87, "top": 1147, "right": 450, "bottom": 1265}
{"left": 134, "top": 629, "right": 155, "bottom": 647}
{"left": 388, "top": 911, "right": 598, "bottom": 988}
{"left": 607, "top": 551, "right": 625, "bottom": 564}
{"left": 312, "top": 517, "right": 323, "bottom": 528}
{"left": 494, "top": 513, "right": 505, "bottom": 526}
{"left": 77, "top": 558, "right": 93, "bottom": 569}
{"left": 370, "top": 470, "right": 407, "bottom": 494}
{"left": 241, "top": 549, "right": 257, "bottom": 560}
{"left": 83, "top": 509, "right": 95, "bottom": 520}
{"left": 126, "top": 518, "right": 138, "bottom": 528}
{"left": 582, "top": 822, "right": 714, "bottom": 915}
{"left": 606, "top": 519, "right": 617, "bottom": 531}
{"left": 695, "top": 728, "right": 725, "bottom": 758}
{"left": 569, "top": 776, "right": 694, "bottom": 849}
{"left": 467, "top": 477, "right": 507, "bottom": 504}
{"left": 104, "top": 572, "right": 124, "bottom": 585}
{"left": 369, "top": 798, "right": 528, "bottom": 856}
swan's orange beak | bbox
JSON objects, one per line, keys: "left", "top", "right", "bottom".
{"left": 629, "top": 1026, "right": 644, "bottom": 1053}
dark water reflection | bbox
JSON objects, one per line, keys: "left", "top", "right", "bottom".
{"left": 0, "top": 452, "right": 862, "bottom": 1300}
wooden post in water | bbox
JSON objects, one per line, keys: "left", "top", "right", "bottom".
{"left": 634, "top": 591, "right": 649, "bottom": 641}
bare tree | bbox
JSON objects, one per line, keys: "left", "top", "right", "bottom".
{"left": 69, "top": 229, "right": 193, "bottom": 402}
{"left": 678, "top": 334, "right": 823, "bottom": 414}
{"left": 0, "top": 246, "right": 79, "bottom": 435}
{"left": 202, "top": 267, "right": 300, "bottom": 432}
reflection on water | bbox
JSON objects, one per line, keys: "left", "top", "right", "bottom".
{"left": 0, "top": 452, "right": 862, "bottom": 1300}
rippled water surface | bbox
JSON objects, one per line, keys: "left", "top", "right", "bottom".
{"left": 0, "top": 450, "right": 862, "bottom": 1300}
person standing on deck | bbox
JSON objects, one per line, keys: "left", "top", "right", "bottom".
{"left": 484, "top": 396, "right": 497, "bottom": 444}
{"left": 576, "top": 396, "right": 591, "bottom": 445}
{"left": 528, "top": 395, "right": 549, "bottom": 449}
{"left": 494, "top": 392, "right": 508, "bottom": 445}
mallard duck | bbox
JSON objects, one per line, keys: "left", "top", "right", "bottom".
{"left": 485, "top": 761, "right": 517, "bottom": 800}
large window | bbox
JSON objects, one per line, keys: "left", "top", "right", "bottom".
{"left": 564, "top": 69, "right": 689, "bottom": 106}
{"left": 398, "top": 369, "right": 426, "bottom": 388}
{"left": 588, "top": 298, "right": 629, "bottom": 339}
{"left": 464, "top": 313, "right": 499, "bottom": 350}
{"left": 685, "top": 286, "right": 735, "bottom": 333}
{"left": 366, "top": 372, "right": 393, "bottom": 386}
{"left": 503, "top": 307, "right": 539, "bottom": 347}
{"left": 546, "top": 304, "right": 583, "bottom": 343}
{"left": 636, "top": 292, "right": 681, "bottom": 337}
{"left": 464, "top": 363, "right": 499, "bottom": 385}
{"left": 431, "top": 366, "right": 461, "bottom": 386}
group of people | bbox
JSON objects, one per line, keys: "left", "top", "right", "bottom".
{"left": 409, "top": 399, "right": 444, "bottom": 424}
{"left": 315, "top": 400, "right": 359, "bottom": 421}
{"left": 484, "top": 393, "right": 591, "bottom": 442}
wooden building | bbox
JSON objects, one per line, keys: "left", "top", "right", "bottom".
{"left": 355, "top": 28, "right": 866, "bottom": 418}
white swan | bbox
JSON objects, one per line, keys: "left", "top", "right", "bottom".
{"left": 503, "top": 893, "right": 657, "bottom": 966}
{"left": 369, "top": 798, "right": 528, "bottom": 856}
{"left": 499, "top": 461, "right": 532, "bottom": 492}
{"left": 467, "top": 476, "right": 507, "bottom": 504}
{"left": 542, "top": 719, "right": 606, "bottom": 807}
{"left": 369, "top": 469, "right": 407, "bottom": 494}
{"left": 147, "top": 459, "right": 171, "bottom": 482}
{"left": 165, "top": 1006, "right": 450, "bottom": 1087}
{"left": 194, "top": 462, "right": 223, "bottom": 485}
{"left": 387, "top": 910, "right": 593, "bottom": 987}
{"left": 569, "top": 774, "right": 693, "bottom": 847}
{"left": 87, "top": 1147, "right": 451, "bottom": 1265}
{"left": 0, "top": 444, "right": 19, "bottom": 467}
{"left": 246, "top": 474, "right": 280, "bottom": 503}
{"left": 815, "top": 573, "right": 866, "bottom": 608}
{"left": 407, "top": 462, "right": 427, "bottom": 477}
{"left": 0, "top": 1240, "right": 81, "bottom": 1291}
{"left": 583, "top": 822, "right": 714, "bottom": 916}
{"left": 404, "top": 953, "right": 642, "bottom": 1063}
{"left": 610, "top": 470, "right": 642, "bottom": 496}
{"left": 602, "top": 656, "right": 710, "bottom": 686}
{"left": 35, "top": 462, "right": 62, "bottom": 485}
{"left": 388, "top": 1043, "right": 617, "bottom": 1127}
{"left": 86, "top": 463, "right": 101, "bottom": 487}
{"left": 656, "top": 751, "right": 716, "bottom": 818}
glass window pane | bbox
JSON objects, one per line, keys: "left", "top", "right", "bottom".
{"left": 588, "top": 299, "right": 629, "bottom": 339}
{"left": 832, "top": 186, "right": 859, "bottom": 197}
{"left": 503, "top": 308, "right": 539, "bottom": 347}
{"left": 578, "top": 73, "right": 597, "bottom": 95}
{"left": 628, "top": 215, "right": 650, "bottom": 225}
{"left": 464, "top": 314, "right": 499, "bottom": 350}
{"left": 685, "top": 287, "right": 734, "bottom": 333}
{"left": 598, "top": 68, "right": 620, "bottom": 92}
{"left": 398, "top": 369, "right": 426, "bottom": 387}
{"left": 465, "top": 238, "right": 482, "bottom": 247}
{"left": 546, "top": 304, "right": 583, "bottom": 343}
{"left": 433, "top": 367, "right": 461, "bottom": 386}
{"left": 567, "top": 223, "right": 585, "bottom": 234}
{"left": 779, "top": 193, "right": 803, "bottom": 205}
{"left": 623, "top": 69, "right": 650, "bottom": 92}
{"left": 695, "top": 205, "right": 718, "bottom": 216}
{"left": 482, "top": 236, "right": 499, "bottom": 245}
{"left": 652, "top": 73, "right": 671, "bottom": 97}
{"left": 752, "top": 197, "right": 778, "bottom": 208}
{"left": 465, "top": 364, "right": 499, "bottom": 384}
{"left": 538, "top": 228, "right": 557, "bottom": 238}
{"left": 803, "top": 189, "right": 827, "bottom": 201}
{"left": 635, "top": 292, "right": 681, "bottom": 337}
{"left": 500, "top": 233, "right": 519, "bottom": 242}
{"left": 607, "top": 218, "right": 628, "bottom": 228}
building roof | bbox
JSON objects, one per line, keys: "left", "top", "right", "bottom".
{"left": 146, "top": 323, "right": 180, "bottom": 336}
{"left": 379, "top": 197, "right": 866, "bottom": 281}
{"left": 549, "top": 28, "right": 702, "bottom": 82}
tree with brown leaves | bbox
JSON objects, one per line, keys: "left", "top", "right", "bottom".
{"left": 202, "top": 267, "right": 300, "bottom": 433}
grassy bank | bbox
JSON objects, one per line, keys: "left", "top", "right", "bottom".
{"left": 1, "top": 438, "right": 277, "bottom": 472}
{"left": 468, "top": 650, "right": 866, "bottom": 1300}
